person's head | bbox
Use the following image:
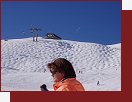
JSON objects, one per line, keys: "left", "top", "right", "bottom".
{"left": 47, "top": 58, "right": 76, "bottom": 82}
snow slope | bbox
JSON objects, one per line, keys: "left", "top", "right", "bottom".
{"left": 1, "top": 37, "right": 121, "bottom": 91}
{"left": 107, "top": 43, "right": 121, "bottom": 50}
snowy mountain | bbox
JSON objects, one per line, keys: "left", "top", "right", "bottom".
{"left": 1, "top": 37, "right": 121, "bottom": 91}
{"left": 107, "top": 43, "right": 121, "bottom": 50}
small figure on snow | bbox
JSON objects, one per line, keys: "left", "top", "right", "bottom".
{"left": 79, "top": 70, "right": 81, "bottom": 73}
{"left": 97, "top": 81, "right": 100, "bottom": 86}
{"left": 44, "top": 69, "right": 46, "bottom": 73}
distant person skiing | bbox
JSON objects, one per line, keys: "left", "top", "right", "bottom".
{"left": 47, "top": 58, "right": 85, "bottom": 91}
{"left": 97, "top": 81, "right": 100, "bottom": 86}
{"left": 79, "top": 70, "right": 83, "bottom": 74}
{"left": 44, "top": 69, "right": 46, "bottom": 73}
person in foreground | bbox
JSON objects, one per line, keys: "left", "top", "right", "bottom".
{"left": 47, "top": 58, "right": 85, "bottom": 91}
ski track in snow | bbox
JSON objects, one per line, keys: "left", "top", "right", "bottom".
{"left": 1, "top": 37, "right": 121, "bottom": 91}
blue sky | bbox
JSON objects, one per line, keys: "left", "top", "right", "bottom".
{"left": 2, "top": 2, "right": 121, "bottom": 45}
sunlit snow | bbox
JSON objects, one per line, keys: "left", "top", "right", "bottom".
{"left": 1, "top": 37, "right": 121, "bottom": 91}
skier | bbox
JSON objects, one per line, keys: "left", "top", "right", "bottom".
{"left": 44, "top": 69, "right": 46, "bottom": 73}
{"left": 97, "top": 81, "right": 100, "bottom": 86}
{"left": 47, "top": 58, "right": 85, "bottom": 91}
{"left": 79, "top": 70, "right": 80, "bottom": 73}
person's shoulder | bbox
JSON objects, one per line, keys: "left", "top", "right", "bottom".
{"left": 56, "top": 84, "right": 70, "bottom": 91}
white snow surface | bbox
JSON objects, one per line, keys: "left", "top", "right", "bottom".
{"left": 1, "top": 37, "right": 121, "bottom": 91}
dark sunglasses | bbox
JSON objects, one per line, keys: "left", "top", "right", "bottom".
{"left": 50, "top": 70, "right": 58, "bottom": 76}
